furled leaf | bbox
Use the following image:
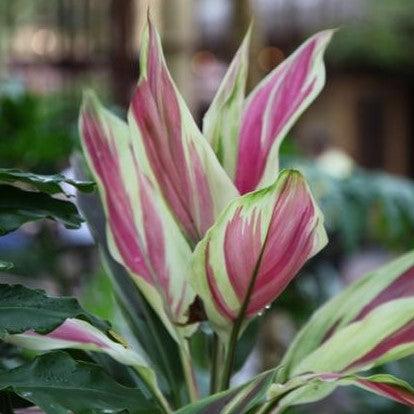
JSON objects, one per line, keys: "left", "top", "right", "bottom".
{"left": 203, "top": 26, "right": 251, "bottom": 179}
{"left": 0, "top": 185, "right": 83, "bottom": 235}
{"left": 191, "top": 170, "right": 327, "bottom": 339}
{"left": 235, "top": 30, "right": 334, "bottom": 194}
{"left": 175, "top": 370, "right": 277, "bottom": 414}
{"left": 73, "top": 159, "right": 186, "bottom": 407}
{"left": 0, "top": 283, "right": 108, "bottom": 336}
{"left": 0, "top": 168, "right": 94, "bottom": 194}
{"left": 79, "top": 92, "right": 196, "bottom": 341}
{"left": 281, "top": 251, "right": 414, "bottom": 379}
{"left": 0, "top": 351, "right": 160, "bottom": 414}
{"left": 128, "top": 18, "right": 238, "bottom": 243}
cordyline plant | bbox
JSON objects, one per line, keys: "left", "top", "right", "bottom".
{"left": 1, "top": 18, "right": 414, "bottom": 414}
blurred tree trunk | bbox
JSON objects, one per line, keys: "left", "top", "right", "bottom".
{"left": 110, "top": 0, "right": 136, "bottom": 108}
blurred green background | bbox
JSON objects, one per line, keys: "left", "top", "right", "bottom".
{"left": 1, "top": 1, "right": 414, "bottom": 413}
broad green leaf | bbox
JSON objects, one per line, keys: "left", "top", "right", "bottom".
{"left": 0, "top": 260, "right": 13, "bottom": 270}
{"left": 0, "top": 351, "right": 160, "bottom": 414}
{"left": 235, "top": 30, "right": 334, "bottom": 194}
{"left": 0, "top": 168, "right": 94, "bottom": 194}
{"left": 281, "top": 251, "right": 414, "bottom": 379}
{"left": 203, "top": 26, "right": 251, "bottom": 179}
{"left": 79, "top": 91, "right": 196, "bottom": 342}
{"left": 0, "top": 185, "right": 83, "bottom": 235}
{"left": 128, "top": 18, "right": 238, "bottom": 244}
{"left": 191, "top": 170, "right": 327, "bottom": 340}
{"left": 0, "top": 283, "right": 108, "bottom": 336}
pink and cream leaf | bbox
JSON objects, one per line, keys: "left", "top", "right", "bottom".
{"left": 79, "top": 91, "right": 196, "bottom": 341}
{"left": 281, "top": 251, "right": 414, "bottom": 379}
{"left": 4, "top": 318, "right": 156, "bottom": 387}
{"left": 202, "top": 26, "right": 251, "bottom": 179}
{"left": 128, "top": 18, "right": 238, "bottom": 243}
{"left": 290, "top": 298, "right": 414, "bottom": 377}
{"left": 191, "top": 170, "right": 327, "bottom": 339}
{"left": 269, "top": 373, "right": 414, "bottom": 411}
{"left": 235, "top": 30, "right": 334, "bottom": 194}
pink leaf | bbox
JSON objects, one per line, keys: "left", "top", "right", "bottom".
{"left": 235, "top": 30, "right": 334, "bottom": 194}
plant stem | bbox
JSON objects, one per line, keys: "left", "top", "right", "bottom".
{"left": 210, "top": 333, "right": 223, "bottom": 394}
{"left": 129, "top": 366, "right": 172, "bottom": 414}
{"left": 149, "top": 382, "right": 173, "bottom": 414}
{"left": 219, "top": 240, "right": 268, "bottom": 391}
{"left": 179, "top": 343, "right": 199, "bottom": 403}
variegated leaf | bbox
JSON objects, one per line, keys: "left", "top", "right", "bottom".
{"left": 175, "top": 370, "right": 277, "bottom": 414}
{"left": 291, "top": 298, "right": 414, "bottom": 377}
{"left": 235, "top": 30, "right": 334, "bottom": 194}
{"left": 191, "top": 170, "right": 327, "bottom": 339}
{"left": 203, "top": 26, "right": 251, "bottom": 179}
{"left": 128, "top": 18, "right": 238, "bottom": 244}
{"left": 281, "top": 251, "right": 414, "bottom": 379}
{"left": 79, "top": 92, "right": 195, "bottom": 341}
{"left": 268, "top": 373, "right": 414, "bottom": 413}
{"left": 4, "top": 318, "right": 157, "bottom": 391}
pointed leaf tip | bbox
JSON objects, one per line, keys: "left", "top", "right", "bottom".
{"left": 235, "top": 29, "right": 335, "bottom": 194}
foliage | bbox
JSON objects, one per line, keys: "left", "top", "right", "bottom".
{"left": 0, "top": 92, "right": 78, "bottom": 171}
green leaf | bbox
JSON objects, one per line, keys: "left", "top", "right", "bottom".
{"left": 0, "top": 351, "right": 160, "bottom": 414}
{"left": 0, "top": 168, "right": 95, "bottom": 194}
{"left": 175, "top": 370, "right": 278, "bottom": 414}
{"left": 0, "top": 283, "right": 109, "bottom": 336}
{"left": 0, "top": 185, "right": 83, "bottom": 235}
{"left": 0, "top": 260, "right": 13, "bottom": 270}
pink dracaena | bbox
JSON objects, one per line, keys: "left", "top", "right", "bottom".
{"left": 79, "top": 92, "right": 195, "bottom": 341}
{"left": 191, "top": 170, "right": 327, "bottom": 340}
{"left": 205, "top": 27, "right": 334, "bottom": 193}
{"left": 128, "top": 18, "right": 238, "bottom": 244}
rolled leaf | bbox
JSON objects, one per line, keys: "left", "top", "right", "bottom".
{"left": 291, "top": 298, "right": 414, "bottom": 377}
{"left": 281, "top": 251, "right": 414, "bottom": 379}
{"left": 128, "top": 18, "right": 238, "bottom": 243}
{"left": 73, "top": 156, "right": 187, "bottom": 406}
{"left": 79, "top": 92, "right": 195, "bottom": 340}
{"left": 203, "top": 26, "right": 251, "bottom": 179}
{"left": 191, "top": 170, "right": 327, "bottom": 338}
{"left": 235, "top": 30, "right": 334, "bottom": 194}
